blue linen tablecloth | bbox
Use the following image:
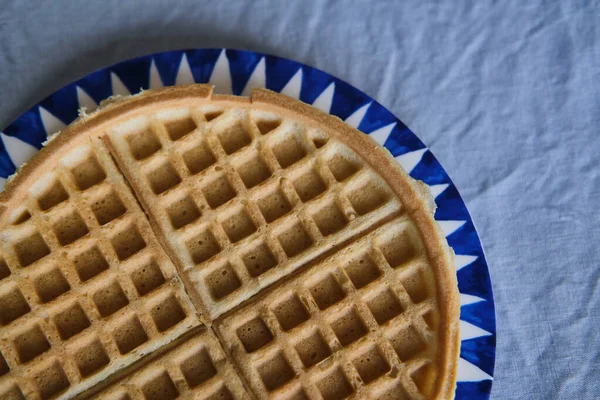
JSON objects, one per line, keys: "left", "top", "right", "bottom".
{"left": 0, "top": 1, "right": 598, "bottom": 398}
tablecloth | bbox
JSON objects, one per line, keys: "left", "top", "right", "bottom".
{"left": 1, "top": 1, "right": 598, "bottom": 398}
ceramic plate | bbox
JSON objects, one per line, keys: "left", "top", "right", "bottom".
{"left": 0, "top": 49, "right": 495, "bottom": 399}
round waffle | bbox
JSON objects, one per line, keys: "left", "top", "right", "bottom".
{"left": 0, "top": 85, "right": 459, "bottom": 399}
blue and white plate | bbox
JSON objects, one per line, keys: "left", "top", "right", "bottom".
{"left": 0, "top": 49, "right": 495, "bottom": 399}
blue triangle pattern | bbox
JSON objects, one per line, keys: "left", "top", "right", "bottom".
{"left": 447, "top": 221, "right": 482, "bottom": 255}
{"left": 186, "top": 49, "right": 221, "bottom": 84}
{"left": 0, "top": 139, "right": 16, "bottom": 178}
{"left": 461, "top": 301, "right": 496, "bottom": 335}
{"left": 265, "top": 55, "right": 303, "bottom": 93}
{"left": 153, "top": 50, "right": 187, "bottom": 86}
{"left": 299, "top": 66, "right": 335, "bottom": 105}
{"left": 457, "top": 254, "right": 494, "bottom": 300}
{"left": 112, "top": 56, "right": 152, "bottom": 93}
{"left": 357, "top": 101, "right": 398, "bottom": 135}
{"left": 3, "top": 107, "right": 47, "bottom": 149}
{"left": 226, "top": 50, "right": 263, "bottom": 95}
{"left": 38, "top": 84, "right": 80, "bottom": 126}
{"left": 328, "top": 80, "right": 371, "bottom": 121}
{"left": 410, "top": 151, "right": 450, "bottom": 185}
{"left": 433, "top": 185, "right": 471, "bottom": 221}
{"left": 76, "top": 69, "right": 113, "bottom": 105}
{"left": 461, "top": 335, "right": 496, "bottom": 377}
{"left": 382, "top": 123, "right": 426, "bottom": 155}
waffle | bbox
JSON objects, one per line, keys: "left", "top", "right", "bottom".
{"left": 0, "top": 84, "right": 459, "bottom": 399}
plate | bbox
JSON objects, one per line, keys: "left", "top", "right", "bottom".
{"left": 0, "top": 49, "right": 495, "bottom": 399}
